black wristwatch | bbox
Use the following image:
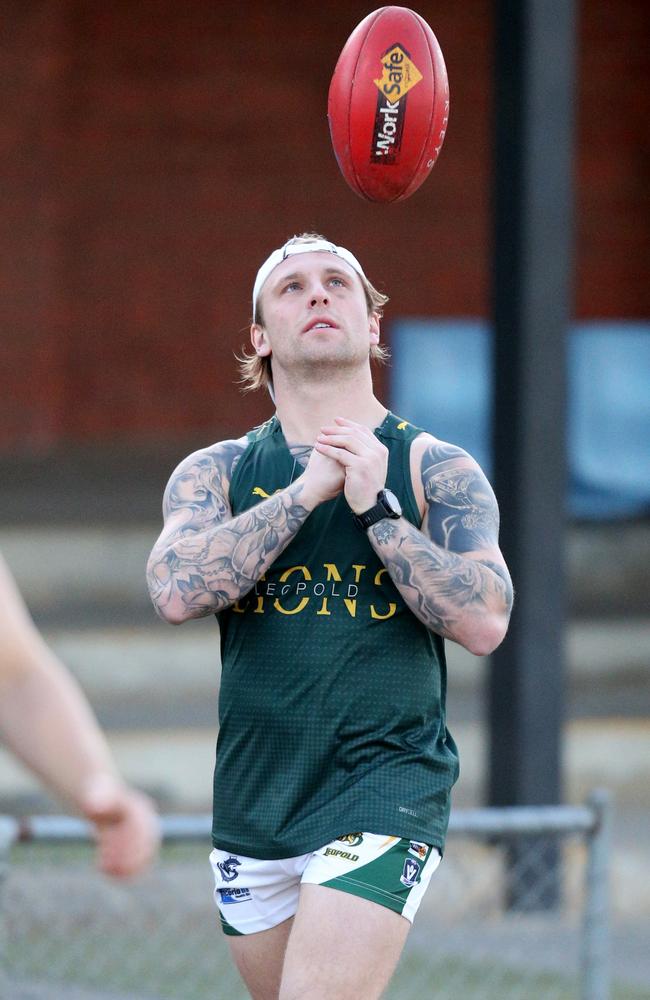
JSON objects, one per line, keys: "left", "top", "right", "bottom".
{"left": 352, "top": 489, "right": 403, "bottom": 530}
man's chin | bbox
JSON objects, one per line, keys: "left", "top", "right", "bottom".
{"left": 297, "top": 342, "right": 367, "bottom": 367}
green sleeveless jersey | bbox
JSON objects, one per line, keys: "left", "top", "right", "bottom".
{"left": 212, "top": 411, "right": 459, "bottom": 859}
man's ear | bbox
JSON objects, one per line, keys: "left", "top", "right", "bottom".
{"left": 251, "top": 323, "right": 272, "bottom": 357}
{"left": 368, "top": 312, "right": 380, "bottom": 346}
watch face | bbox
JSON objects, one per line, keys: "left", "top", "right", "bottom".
{"left": 380, "top": 489, "right": 402, "bottom": 517}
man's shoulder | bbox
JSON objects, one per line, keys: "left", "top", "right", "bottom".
{"left": 166, "top": 435, "right": 250, "bottom": 487}
{"left": 410, "top": 431, "right": 476, "bottom": 470}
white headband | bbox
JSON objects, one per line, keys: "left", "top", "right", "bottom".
{"left": 252, "top": 237, "right": 367, "bottom": 314}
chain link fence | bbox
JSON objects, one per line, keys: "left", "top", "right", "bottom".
{"left": 0, "top": 793, "right": 613, "bottom": 1000}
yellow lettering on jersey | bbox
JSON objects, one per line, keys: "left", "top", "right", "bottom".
{"left": 318, "top": 564, "right": 337, "bottom": 616}
{"left": 274, "top": 565, "right": 311, "bottom": 615}
{"left": 370, "top": 568, "right": 397, "bottom": 620}
{"left": 323, "top": 563, "right": 342, "bottom": 582}
{"left": 253, "top": 575, "right": 266, "bottom": 614}
{"left": 342, "top": 563, "right": 367, "bottom": 617}
{"left": 322, "top": 562, "right": 361, "bottom": 617}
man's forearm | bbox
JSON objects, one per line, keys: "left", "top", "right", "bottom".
{"left": 368, "top": 518, "right": 513, "bottom": 655}
{"left": 0, "top": 644, "right": 121, "bottom": 811}
{"left": 147, "top": 480, "right": 313, "bottom": 623}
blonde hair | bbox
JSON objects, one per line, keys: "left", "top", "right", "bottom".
{"left": 237, "top": 233, "right": 390, "bottom": 393}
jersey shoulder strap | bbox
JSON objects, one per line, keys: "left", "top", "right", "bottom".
{"left": 246, "top": 414, "right": 279, "bottom": 444}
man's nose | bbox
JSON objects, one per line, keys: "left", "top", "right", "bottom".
{"left": 309, "top": 285, "right": 329, "bottom": 306}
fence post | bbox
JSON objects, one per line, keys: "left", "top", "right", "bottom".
{"left": 581, "top": 789, "right": 611, "bottom": 1000}
{"left": 0, "top": 817, "right": 19, "bottom": 997}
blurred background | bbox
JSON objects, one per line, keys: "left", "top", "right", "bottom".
{"left": 1, "top": 0, "right": 649, "bottom": 994}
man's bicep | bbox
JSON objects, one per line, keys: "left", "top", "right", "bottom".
{"left": 418, "top": 439, "right": 512, "bottom": 603}
{"left": 160, "top": 439, "right": 245, "bottom": 536}
{"left": 418, "top": 438, "right": 501, "bottom": 555}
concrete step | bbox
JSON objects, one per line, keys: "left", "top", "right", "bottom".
{"left": 2, "top": 716, "right": 649, "bottom": 815}
{"left": 25, "top": 618, "right": 650, "bottom": 729}
{"left": 0, "top": 526, "right": 156, "bottom": 626}
{"left": 2, "top": 520, "right": 650, "bottom": 624}
{"left": 2, "top": 520, "right": 649, "bottom": 723}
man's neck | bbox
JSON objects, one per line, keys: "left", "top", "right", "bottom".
{"left": 273, "top": 370, "right": 387, "bottom": 445}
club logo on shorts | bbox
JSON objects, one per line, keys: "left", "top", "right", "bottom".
{"left": 219, "top": 887, "right": 251, "bottom": 904}
{"left": 216, "top": 855, "right": 241, "bottom": 882}
{"left": 336, "top": 833, "right": 364, "bottom": 847}
{"left": 408, "top": 841, "right": 428, "bottom": 861}
{"left": 400, "top": 857, "right": 421, "bottom": 888}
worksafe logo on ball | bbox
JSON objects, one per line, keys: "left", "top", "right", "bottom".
{"left": 371, "top": 43, "right": 423, "bottom": 163}
{"left": 400, "top": 856, "right": 421, "bottom": 888}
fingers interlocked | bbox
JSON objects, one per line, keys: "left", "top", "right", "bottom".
{"left": 315, "top": 417, "right": 388, "bottom": 514}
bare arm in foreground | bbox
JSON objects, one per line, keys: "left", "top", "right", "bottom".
{"left": 0, "top": 553, "right": 159, "bottom": 877}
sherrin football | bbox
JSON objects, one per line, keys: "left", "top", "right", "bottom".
{"left": 328, "top": 6, "right": 449, "bottom": 203}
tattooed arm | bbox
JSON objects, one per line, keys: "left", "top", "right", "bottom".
{"left": 313, "top": 419, "right": 512, "bottom": 654}
{"left": 368, "top": 435, "right": 513, "bottom": 655}
{"left": 147, "top": 437, "right": 343, "bottom": 624}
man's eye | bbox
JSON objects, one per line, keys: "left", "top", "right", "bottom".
{"left": 284, "top": 281, "right": 301, "bottom": 292}
{"left": 330, "top": 277, "right": 346, "bottom": 287}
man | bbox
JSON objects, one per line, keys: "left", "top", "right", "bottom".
{"left": 147, "top": 234, "right": 513, "bottom": 1000}
{"left": 0, "top": 552, "right": 159, "bottom": 878}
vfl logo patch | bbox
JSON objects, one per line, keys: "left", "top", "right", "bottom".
{"left": 219, "top": 887, "right": 251, "bottom": 904}
{"left": 216, "top": 856, "right": 241, "bottom": 883}
{"left": 371, "top": 43, "right": 423, "bottom": 163}
{"left": 400, "top": 857, "right": 421, "bottom": 888}
{"left": 336, "top": 833, "right": 364, "bottom": 847}
{"left": 408, "top": 841, "right": 429, "bottom": 862}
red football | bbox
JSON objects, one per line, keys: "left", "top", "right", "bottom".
{"left": 328, "top": 6, "right": 449, "bottom": 203}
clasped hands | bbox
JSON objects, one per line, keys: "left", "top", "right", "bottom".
{"left": 302, "top": 416, "right": 388, "bottom": 514}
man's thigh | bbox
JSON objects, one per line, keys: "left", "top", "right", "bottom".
{"left": 279, "top": 884, "right": 410, "bottom": 1000}
{"left": 228, "top": 918, "right": 293, "bottom": 1000}
{"left": 210, "top": 847, "right": 305, "bottom": 999}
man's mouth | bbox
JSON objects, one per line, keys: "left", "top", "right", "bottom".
{"left": 302, "top": 318, "right": 339, "bottom": 333}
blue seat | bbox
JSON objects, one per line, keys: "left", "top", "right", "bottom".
{"left": 389, "top": 318, "right": 491, "bottom": 474}
{"left": 569, "top": 324, "right": 650, "bottom": 518}
{"left": 389, "top": 319, "right": 650, "bottom": 520}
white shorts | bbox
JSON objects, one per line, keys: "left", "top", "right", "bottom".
{"left": 210, "top": 832, "right": 441, "bottom": 936}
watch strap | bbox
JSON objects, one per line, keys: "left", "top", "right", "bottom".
{"left": 352, "top": 490, "right": 401, "bottom": 530}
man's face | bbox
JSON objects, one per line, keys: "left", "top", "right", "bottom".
{"left": 251, "top": 252, "right": 380, "bottom": 378}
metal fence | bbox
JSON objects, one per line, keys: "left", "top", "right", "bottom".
{"left": 0, "top": 792, "right": 611, "bottom": 1000}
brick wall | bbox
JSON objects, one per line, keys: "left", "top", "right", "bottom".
{"left": 1, "top": 0, "right": 648, "bottom": 451}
